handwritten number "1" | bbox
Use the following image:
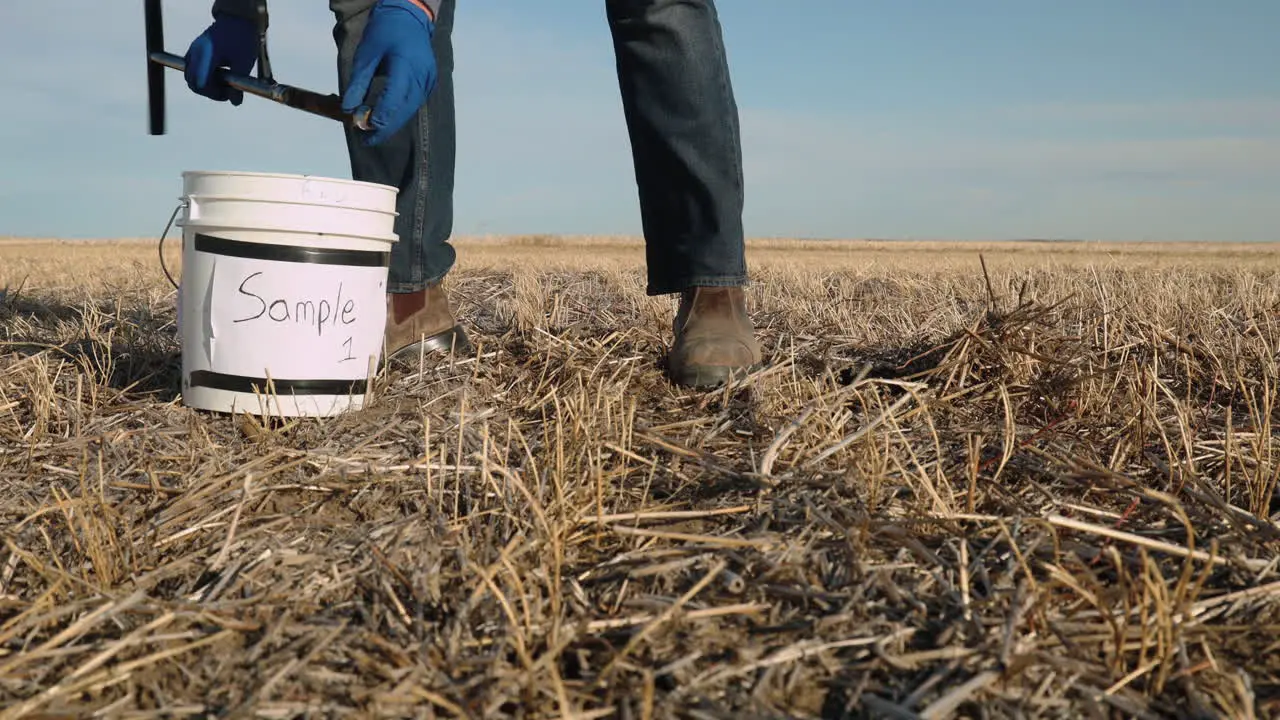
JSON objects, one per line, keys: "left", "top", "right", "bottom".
{"left": 340, "top": 337, "right": 356, "bottom": 363}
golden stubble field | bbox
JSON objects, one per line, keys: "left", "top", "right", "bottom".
{"left": 2, "top": 235, "right": 1279, "bottom": 719}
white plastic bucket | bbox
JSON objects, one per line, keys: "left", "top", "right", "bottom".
{"left": 175, "top": 170, "right": 399, "bottom": 418}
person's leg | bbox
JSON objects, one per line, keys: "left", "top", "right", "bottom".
{"left": 332, "top": 0, "right": 470, "bottom": 358}
{"left": 605, "top": 0, "right": 746, "bottom": 296}
{"left": 605, "top": 0, "right": 760, "bottom": 386}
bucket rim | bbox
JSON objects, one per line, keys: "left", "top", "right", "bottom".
{"left": 182, "top": 192, "right": 400, "bottom": 217}
{"left": 181, "top": 170, "right": 398, "bottom": 194}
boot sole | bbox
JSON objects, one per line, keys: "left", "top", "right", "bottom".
{"left": 385, "top": 324, "right": 473, "bottom": 367}
{"left": 669, "top": 362, "right": 758, "bottom": 389}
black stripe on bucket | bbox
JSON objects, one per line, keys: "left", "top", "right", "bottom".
{"left": 189, "top": 370, "right": 368, "bottom": 396}
{"left": 193, "top": 233, "right": 389, "bottom": 267}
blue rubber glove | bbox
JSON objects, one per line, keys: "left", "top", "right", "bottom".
{"left": 184, "top": 14, "right": 258, "bottom": 105}
{"left": 341, "top": 0, "right": 437, "bottom": 146}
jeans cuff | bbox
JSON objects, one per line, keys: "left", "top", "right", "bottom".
{"left": 646, "top": 273, "right": 749, "bottom": 296}
{"left": 388, "top": 265, "right": 452, "bottom": 294}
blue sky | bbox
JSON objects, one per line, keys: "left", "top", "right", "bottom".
{"left": 2, "top": 1, "right": 1278, "bottom": 242}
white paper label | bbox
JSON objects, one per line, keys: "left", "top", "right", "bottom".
{"left": 206, "top": 253, "right": 386, "bottom": 380}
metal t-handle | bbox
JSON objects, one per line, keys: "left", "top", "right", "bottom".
{"left": 255, "top": 0, "right": 274, "bottom": 84}
{"left": 144, "top": 0, "right": 371, "bottom": 134}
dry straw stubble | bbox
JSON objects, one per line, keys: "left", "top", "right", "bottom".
{"left": 0, "top": 235, "right": 1279, "bottom": 718}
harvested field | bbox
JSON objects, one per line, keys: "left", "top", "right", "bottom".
{"left": 2, "top": 235, "right": 1280, "bottom": 718}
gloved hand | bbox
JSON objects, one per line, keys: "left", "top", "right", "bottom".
{"left": 184, "top": 13, "right": 258, "bottom": 105}
{"left": 341, "top": 0, "right": 438, "bottom": 146}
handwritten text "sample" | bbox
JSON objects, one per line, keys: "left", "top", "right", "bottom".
{"left": 232, "top": 271, "right": 357, "bottom": 337}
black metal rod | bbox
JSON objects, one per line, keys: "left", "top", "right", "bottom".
{"left": 148, "top": 51, "right": 370, "bottom": 128}
{"left": 149, "top": 51, "right": 288, "bottom": 104}
{"left": 145, "top": 0, "right": 166, "bottom": 135}
{"left": 254, "top": 0, "right": 274, "bottom": 84}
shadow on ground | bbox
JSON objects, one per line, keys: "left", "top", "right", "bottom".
{"left": 1, "top": 292, "right": 182, "bottom": 403}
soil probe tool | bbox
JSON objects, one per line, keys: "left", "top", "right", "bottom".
{"left": 145, "top": 0, "right": 370, "bottom": 134}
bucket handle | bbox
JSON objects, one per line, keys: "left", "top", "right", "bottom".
{"left": 157, "top": 199, "right": 186, "bottom": 291}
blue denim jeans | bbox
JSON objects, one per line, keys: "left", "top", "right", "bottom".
{"left": 332, "top": 0, "right": 748, "bottom": 296}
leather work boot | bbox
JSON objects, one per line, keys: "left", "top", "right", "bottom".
{"left": 383, "top": 282, "right": 472, "bottom": 364}
{"left": 667, "top": 286, "right": 763, "bottom": 388}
